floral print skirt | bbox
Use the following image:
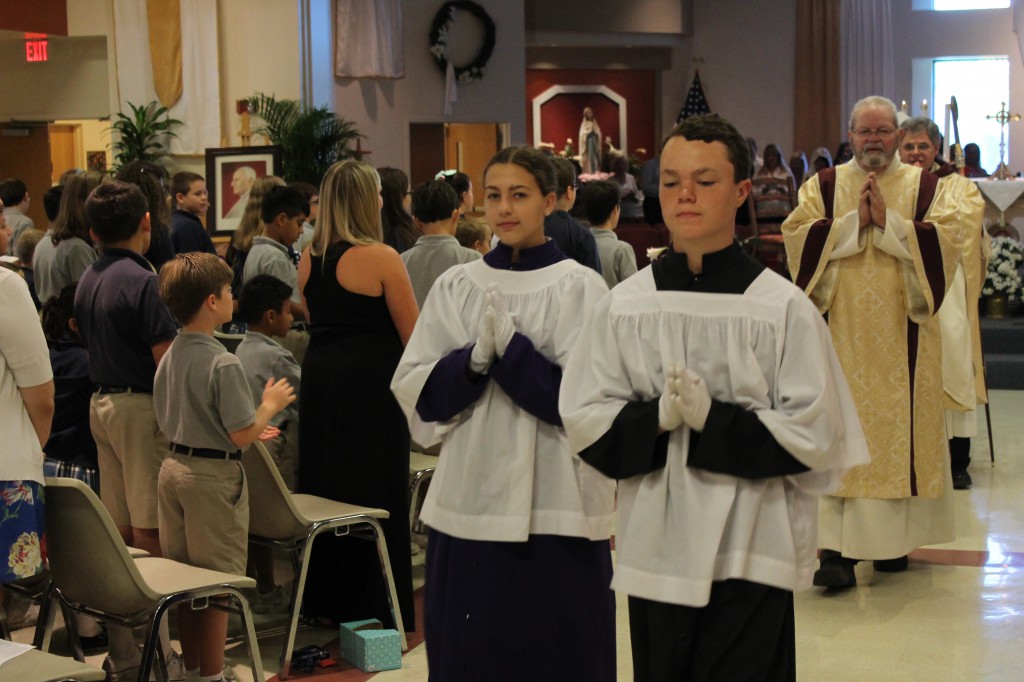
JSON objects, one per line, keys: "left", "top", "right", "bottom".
{"left": 0, "top": 481, "right": 45, "bottom": 584}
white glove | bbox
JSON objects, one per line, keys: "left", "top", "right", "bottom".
{"left": 468, "top": 308, "right": 496, "bottom": 374}
{"left": 677, "top": 367, "right": 712, "bottom": 431}
{"left": 658, "top": 364, "right": 685, "bottom": 432}
{"left": 488, "top": 287, "right": 517, "bottom": 357}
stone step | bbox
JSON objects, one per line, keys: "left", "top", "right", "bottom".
{"left": 984, "top": 354, "right": 1024, "bottom": 391}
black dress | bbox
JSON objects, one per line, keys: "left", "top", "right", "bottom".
{"left": 298, "top": 241, "right": 414, "bottom": 630}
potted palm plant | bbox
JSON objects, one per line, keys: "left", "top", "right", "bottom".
{"left": 109, "top": 100, "right": 182, "bottom": 171}
{"left": 246, "top": 93, "right": 361, "bottom": 184}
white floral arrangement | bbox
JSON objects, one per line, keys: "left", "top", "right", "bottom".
{"left": 983, "top": 236, "right": 1024, "bottom": 297}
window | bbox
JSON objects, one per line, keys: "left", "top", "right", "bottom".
{"left": 935, "top": 0, "right": 1009, "bottom": 9}
{"left": 916, "top": 0, "right": 1010, "bottom": 9}
{"left": 932, "top": 57, "right": 1009, "bottom": 171}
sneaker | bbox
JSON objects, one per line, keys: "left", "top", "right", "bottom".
{"left": 164, "top": 649, "right": 186, "bottom": 682}
{"left": 251, "top": 585, "right": 293, "bottom": 615}
{"left": 103, "top": 649, "right": 186, "bottom": 682}
{"left": 952, "top": 469, "right": 973, "bottom": 490}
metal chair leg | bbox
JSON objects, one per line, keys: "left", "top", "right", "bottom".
{"left": 368, "top": 518, "right": 407, "bottom": 650}
{"left": 278, "top": 536, "right": 316, "bottom": 680}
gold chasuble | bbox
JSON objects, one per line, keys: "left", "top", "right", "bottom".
{"left": 933, "top": 164, "right": 988, "bottom": 406}
{"left": 147, "top": 0, "right": 183, "bottom": 108}
{"left": 782, "top": 159, "right": 961, "bottom": 500}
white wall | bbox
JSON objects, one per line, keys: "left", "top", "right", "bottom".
{"left": 325, "top": 0, "right": 527, "bottom": 171}
{"left": 690, "top": 0, "right": 797, "bottom": 158}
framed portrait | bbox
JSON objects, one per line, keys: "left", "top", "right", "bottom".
{"left": 204, "top": 146, "right": 283, "bottom": 234}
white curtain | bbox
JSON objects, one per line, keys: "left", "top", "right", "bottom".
{"left": 1014, "top": 0, "right": 1024, "bottom": 68}
{"left": 113, "top": 0, "right": 220, "bottom": 155}
{"left": 840, "top": 0, "right": 895, "bottom": 122}
{"left": 335, "top": 0, "right": 404, "bottom": 79}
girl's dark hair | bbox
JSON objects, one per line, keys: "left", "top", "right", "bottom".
{"left": 116, "top": 160, "right": 170, "bottom": 243}
{"left": 437, "top": 170, "right": 471, "bottom": 200}
{"left": 483, "top": 146, "right": 557, "bottom": 197}
{"left": 52, "top": 172, "right": 105, "bottom": 245}
{"left": 378, "top": 167, "right": 419, "bottom": 252}
{"left": 41, "top": 283, "right": 78, "bottom": 343}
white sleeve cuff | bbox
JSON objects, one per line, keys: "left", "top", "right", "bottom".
{"left": 829, "top": 210, "right": 866, "bottom": 260}
{"left": 872, "top": 210, "right": 913, "bottom": 262}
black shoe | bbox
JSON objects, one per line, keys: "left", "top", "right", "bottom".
{"left": 873, "top": 555, "right": 909, "bottom": 572}
{"left": 952, "top": 469, "right": 973, "bottom": 490}
{"left": 813, "top": 550, "right": 857, "bottom": 588}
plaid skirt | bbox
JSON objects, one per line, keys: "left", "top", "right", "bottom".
{"left": 0, "top": 480, "right": 46, "bottom": 584}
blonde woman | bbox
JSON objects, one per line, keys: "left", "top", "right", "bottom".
{"left": 295, "top": 159, "right": 418, "bottom": 630}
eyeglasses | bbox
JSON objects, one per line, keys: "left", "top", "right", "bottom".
{"left": 852, "top": 128, "right": 896, "bottom": 139}
{"left": 901, "top": 142, "right": 934, "bottom": 153}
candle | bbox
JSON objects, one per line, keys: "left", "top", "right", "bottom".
{"left": 901, "top": 100, "right": 908, "bottom": 112}
{"left": 922, "top": 99, "right": 928, "bottom": 114}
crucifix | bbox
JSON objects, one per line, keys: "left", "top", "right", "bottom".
{"left": 985, "top": 101, "right": 1021, "bottom": 180}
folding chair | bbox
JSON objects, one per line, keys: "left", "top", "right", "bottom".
{"left": 1, "top": 646, "right": 105, "bottom": 681}
{"left": 242, "top": 442, "right": 407, "bottom": 680}
{"left": 43, "top": 478, "right": 263, "bottom": 682}
{"left": 409, "top": 450, "right": 438, "bottom": 531}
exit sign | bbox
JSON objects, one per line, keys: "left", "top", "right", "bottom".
{"left": 25, "top": 40, "right": 48, "bottom": 62}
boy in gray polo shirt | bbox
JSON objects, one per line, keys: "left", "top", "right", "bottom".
{"left": 155, "top": 253, "right": 295, "bottom": 682}
{"left": 242, "top": 185, "right": 309, "bottom": 364}
{"left": 582, "top": 180, "right": 638, "bottom": 289}
{"left": 236, "top": 274, "right": 301, "bottom": 489}
{"left": 401, "top": 180, "right": 480, "bottom": 307}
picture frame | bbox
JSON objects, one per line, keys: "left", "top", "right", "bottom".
{"left": 204, "top": 146, "right": 283, "bottom": 234}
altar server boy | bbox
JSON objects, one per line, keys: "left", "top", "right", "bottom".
{"left": 560, "top": 114, "right": 870, "bottom": 682}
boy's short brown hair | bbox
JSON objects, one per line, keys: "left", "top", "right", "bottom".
{"left": 159, "top": 252, "right": 232, "bottom": 325}
{"left": 456, "top": 215, "right": 489, "bottom": 249}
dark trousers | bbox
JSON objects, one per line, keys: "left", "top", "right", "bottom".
{"left": 643, "top": 196, "right": 664, "bottom": 225}
{"left": 950, "top": 436, "right": 971, "bottom": 472}
{"left": 628, "top": 579, "right": 795, "bottom": 682}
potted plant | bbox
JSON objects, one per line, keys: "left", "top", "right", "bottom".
{"left": 982, "top": 236, "right": 1024, "bottom": 318}
{"left": 246, "top": 93, "right": 361, "bottom": 184}
{"left": 109, "top": 100, "right": 182, "bottom": 171}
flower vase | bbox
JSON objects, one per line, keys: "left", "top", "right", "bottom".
{"left": 988, "top": 294, "right": 1008, "bottom": 318}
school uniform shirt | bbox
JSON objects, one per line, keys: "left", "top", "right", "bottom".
{"left": 400, "top": 234, "right": 481, "bottom": 308}
{"left": 235, "top": 331, "right": 300, "bottom": 428}
{"left": 243, "top": 237, "right": 300, "bottom": 304}
{"left": 154, "top": 332, "right": 255, "bottom": 452}
{"left": 170, "top": 209, "right": 217, "bottom": 256}
{"left": 590, "top": 228, "right": 638, "bottom": 289}
{"left": 391, "top": 240, "right": 615, "bottom": 543}
{"left": 559, "top": 242, "right": 870, "bottom": 608}
{"left": 74, "top": 248, "right": 177, "bottom": 391}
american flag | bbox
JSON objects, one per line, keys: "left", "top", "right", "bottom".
{"left": 676, "top": 72, "right": 711, "bottom": 123}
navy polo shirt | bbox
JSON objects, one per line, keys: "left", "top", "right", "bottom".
{"left": 74, "top": 247, "right": 178, "bottom": 391}
{"left": 170, "top": 209, "right": 217, "bottom": 256}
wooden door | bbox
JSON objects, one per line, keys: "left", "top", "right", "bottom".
{"left": 0, "top": 124, "right": 52, "bottom": 228}
{"left": 444, "top": 123, "right": 502, "bottom": 212}
{"left": 48, "top": 124, "right": 79, "bottom": 184}
{"left": 409, "top": 123, "right": 446, "bottom": 189}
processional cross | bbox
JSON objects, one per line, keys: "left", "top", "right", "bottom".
{"left": 985, "top": 102, "right": 1021, "bottom": 180}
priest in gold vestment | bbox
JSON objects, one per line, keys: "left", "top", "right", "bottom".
{"left": 782, "top": 96, "right": 962, "bottom": 588}
{"left": 899, "top": 116, "right": 989, "bottom": 492}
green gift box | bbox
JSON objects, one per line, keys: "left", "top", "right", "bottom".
{"left": 339, "top": 619, "right": 401, "bottom": 673}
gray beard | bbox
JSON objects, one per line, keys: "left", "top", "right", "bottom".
{"left": 858, "top": 150, "right": 892, "bottom": 170}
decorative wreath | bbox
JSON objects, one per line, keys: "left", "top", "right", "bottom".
{"left": 429, "top": 1, "right": 496, "bottom": 84}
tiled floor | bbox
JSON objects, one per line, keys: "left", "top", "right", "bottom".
{"left": 14, "top": 390, "right": 1024, "bottom": 680}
